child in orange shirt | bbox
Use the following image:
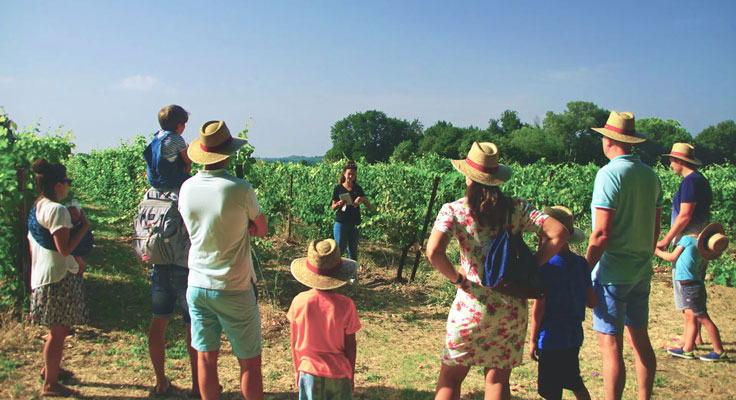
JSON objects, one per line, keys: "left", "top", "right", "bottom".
{"left": 288, "top": 239, "right": 361, "bottom": 399}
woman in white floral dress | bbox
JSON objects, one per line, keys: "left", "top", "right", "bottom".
{"left": 427, "top": 142, "right": 569, "bottom": 400}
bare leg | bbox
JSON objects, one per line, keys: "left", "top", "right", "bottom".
{"left": 598, "top": 332, "right": 625, "bottom": 400}
{"left": 42, "top": 326, "right": 76, "bottom": 395}
{"left": 435, "top": 363, "right": 469, "bottom": 400}
{"left": 198, "top": 350, "right": 220, "bottom": 400}
{"left": 697, "top": 314, "right": 724, "bottom": 354}
{"left": 695, "top": 320, "right": 704, "bottom": 345}
{"left": 148, "top": 317, "right": 170, "bottom": 394}
{"left": 483, "top": 367, "right": 511, "bottom": 400}
{"left": 237, "top": 354, "right": 263, "bottom": 400}
{"left": 187, "top": 326, "right": 199, "bottom": 395}
{"left": 681, "top": 310, "right": 697, "bottom": 352}
{"left": 625, "top": 326, "right": 656, "bottom": 400}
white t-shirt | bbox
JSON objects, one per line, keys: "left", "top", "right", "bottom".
{"left": 179, "top": 169, "right": 262, "bottom": 291}
{"left": 28, "top": 198, "right": 79, "bottom": 289}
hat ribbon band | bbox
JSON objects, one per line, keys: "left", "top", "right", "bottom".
{"left": 306, "top": 260, "right": 342, "bottom": 276}
{"left": 669, "top": 151, "right": 693, "bottom": 159}
{"left": 465, "top": 158, "right": 498, "bottom": 174}
{"left": 604, "top": 124, "right": 635, "bottom": 136}
{"left": 200, "top": 136, "right": 233, "bottom": 152}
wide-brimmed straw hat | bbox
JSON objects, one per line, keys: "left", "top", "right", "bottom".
{"left": 451, "top": 142, "right": 512, "bottom": 186}
{"left": 291, "top": 239, "right": 357, "bottom": 290}
{"left": 188, "top": 121, "right": 248, "bottom": 165}
{"left": 592, "top": 111, "right": 648, "bottom": 143}
{"left": 697, "top": 223, "right": 729, "bottom": 260}
{"left": 662, "top": 143, "right": 702, "bottom": 166}
{"left": 542, "top": 206, "right": 586, "bottom": 244}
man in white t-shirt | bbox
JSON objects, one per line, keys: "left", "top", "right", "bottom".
{"left": 179, "top": 120, "right": 268, "bottom": 400}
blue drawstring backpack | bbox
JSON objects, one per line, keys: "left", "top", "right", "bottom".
{"left": 481, "top": 229, "right": 545, "bottom": 299}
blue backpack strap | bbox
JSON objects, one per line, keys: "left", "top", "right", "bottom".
{"left": 28, "top": 205, "right": 57, "bottom": 251}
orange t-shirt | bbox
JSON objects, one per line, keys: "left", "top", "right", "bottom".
{"left": 287, "top": 289, "right": 361, "bottom": 380}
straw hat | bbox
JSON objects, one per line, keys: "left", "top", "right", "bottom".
{"left": 542, "top": 206, "right": 586, "bottom": 244}
{"left": 697, "top": 223, "right": 729, "bottom": 260}
{"left": 592, "top": 111, "right": 648, "bottom": 143}
{"left": 451, "top": 142, "right": 512, "bottom": 186}
{"left": 188, "top": 121, "right": 248, "bottom": 165}
{"left": 662, "top": 143, "right": 702, "bottom": 166}
{"left": 290, "top": 239, "right": 357, "bottom": 290}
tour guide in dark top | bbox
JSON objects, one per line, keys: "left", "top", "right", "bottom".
{"left": 330, "top": 160, "right": 371, "bottom": 261}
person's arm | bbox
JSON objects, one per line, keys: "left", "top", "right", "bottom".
{"left": 426, "top": 230, "right": 464, "bottom": 284}
{"left": 52, "top": 209, "right": 90, "bottom": 257}
{"left": 248, "top": 213, "right": 268, "bottom": 237}
{"left": 353, "top": 196, "right": 372, "bottom": 210}
{"left": 529, "top": 298, "right": 545, "bottom": 361}
{"left": 345, "top": 332, "right": 357, "bottom": 390}
{"left": 653, "top": 207, "right": 662, "bottom": 251}
{"left": 534, "top": 217, "right": 569, "bottom": 267}
{"left": 657, "top": 202, "right": 694, "bottom": 249}
{"left": 74, "top": 256, "right": 86, "bottom": 276}
{"left": 585, "top": 207, "right": 615, "bottom": 271}
{"left": 179, "top": 147, "right": 193, "bottom": 173}
{"left": 654, "top": 246, "right": 685, "bottom": 263}
{"left": 290, "top": 321, "right": 300, "bottom": 387}
{"left": 586, "top": 285, "right": 596, "bottom": 309}
{"left": 331, "top": 199, "right": 346, "bottom": 210}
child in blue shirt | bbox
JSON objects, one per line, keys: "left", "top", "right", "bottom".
{"left": 143, "top": 104, "right": 192, "bottom": 191}
{"left": 530, "top": 206, "right": 596, "bottom": 400}
{"left": 654, "top": 222, "right": 729, "bottom": 361}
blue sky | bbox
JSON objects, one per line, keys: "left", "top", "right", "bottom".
{"left": 2, "top": 1, "right": 735, "bottom": 157}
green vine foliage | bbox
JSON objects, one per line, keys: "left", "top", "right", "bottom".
{"left": 0, "top": 114, "right": 75, "bottom": 308}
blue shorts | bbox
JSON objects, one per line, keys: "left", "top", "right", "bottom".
{"left": 681, "top": 281, "right": 708, "bottom": 316}
{"left": 593, "top": 279, "right": 651, "bottom": 335}
{"left": 186, "top": 285, "right": 261, "bottom": 359}
{"left": 298, "top": 372, "right": 352, "bottom": 400}
{"left": 151, "top": 264, "right": 190, "bottom": 323}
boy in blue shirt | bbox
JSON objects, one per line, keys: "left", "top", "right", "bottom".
{"left": 530, "top": 206, "right": 596, "bottom": 400}
{"left": 144, "top": 104, "right": 193, "bottom": 191}
{"left": 654, "top": 222, "right": 729, "bottom": 361}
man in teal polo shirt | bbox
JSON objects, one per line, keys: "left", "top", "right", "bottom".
{"left": 586, "top": 111, "right": 663, "bottom": 400}
{"left": 179, "top": 121, "right": 268, "bottom": 400}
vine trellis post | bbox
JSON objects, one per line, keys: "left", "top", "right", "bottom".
{"left": 395, "top": 176, "right": 440, "bottom": 282}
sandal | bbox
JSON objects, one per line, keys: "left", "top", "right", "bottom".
{"left": 41, "top": 383, "right": 80, "bottom": 397}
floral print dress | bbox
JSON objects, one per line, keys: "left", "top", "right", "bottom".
{"left": 432, "top": 197, "right": 547, "bottom": 369}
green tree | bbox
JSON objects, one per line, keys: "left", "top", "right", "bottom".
{"left": 324, "top": 110, "right": 422, "bottom": 163}
{"left": 542, "top": 101, "right": 610, "bottom": 165}
{"left": 506, "top": 126, "right": 565, "bottom": 164}
{"left": 418, "top": 121, "right": 466, "bottom": 159}
{"left": 695, "top": 120, "right": 736, "bottom": 164}
{"left": 634, "top": 118, "right": 692, "bottom": 166}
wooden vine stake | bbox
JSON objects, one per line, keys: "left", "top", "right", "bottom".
{"left": 408, "top": 176, "right": 440, "bottom": 282}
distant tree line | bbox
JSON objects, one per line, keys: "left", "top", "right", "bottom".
{"left": 323, "top": 101, "right": 736, "bottom": 166}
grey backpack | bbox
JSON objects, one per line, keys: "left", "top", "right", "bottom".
{"left": 132, "top": 188, "right": 189, "bottom": 266}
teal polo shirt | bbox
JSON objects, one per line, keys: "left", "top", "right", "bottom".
{"left": 591, "top": 155, "right": 663, "bottom": 285}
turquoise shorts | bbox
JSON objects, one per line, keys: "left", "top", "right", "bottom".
{"left": 186, "top": 285, "right": 261, "bottom": 359}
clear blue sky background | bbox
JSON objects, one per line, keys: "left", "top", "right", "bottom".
{"left": 2, "top": 1, "right": 734, "bottom": 157}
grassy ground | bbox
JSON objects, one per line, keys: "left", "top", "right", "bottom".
{"left": 1, "top": 203, "right": 735, "bottom": 399}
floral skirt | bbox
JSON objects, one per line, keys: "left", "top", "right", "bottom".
{"left": 442, "top": 281, "right": 528, "bottom": 370}
{"left": 30, "top": 272, "right": 89, "bottom": 327}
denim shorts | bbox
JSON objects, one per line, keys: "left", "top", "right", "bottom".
{"left": 681, "top": 281, "right": 707, "bottom": 316}
{"left": 151, "top": 264, "right": 190, "bottom": 323}
{"left": 186, "top": 285, "right": 261, "bottom": 359}
{"left": 593, "top": 278, "right": 651, "bottom": 335}
{"left": 298, "top": 372, "right": 353, "bottom": 400}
